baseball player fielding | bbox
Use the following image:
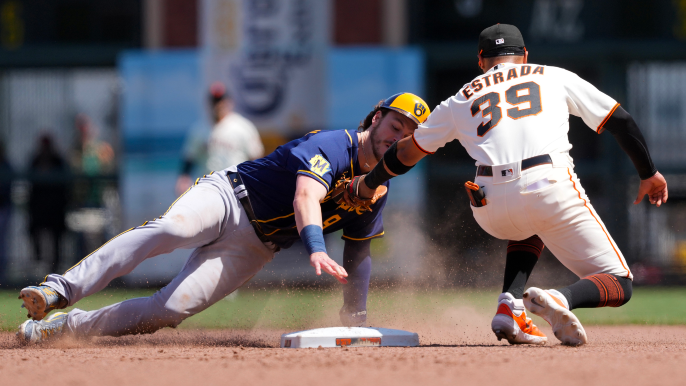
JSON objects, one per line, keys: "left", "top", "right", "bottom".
{"left": 351, "top": 23, "right": 668, "bottom": 346}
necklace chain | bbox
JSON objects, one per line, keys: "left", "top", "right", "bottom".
{"left": 360, "top": 132, "right": 373, "bottom": 169}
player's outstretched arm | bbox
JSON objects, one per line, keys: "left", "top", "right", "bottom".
{"left": 601, "top": 106, "right": 668, "bottom": 207}
{"left": 356, "top": 136, "right": 428, "bottom": 198}
{"left": 294, "top": 175, "right": 348, "bottom": 284}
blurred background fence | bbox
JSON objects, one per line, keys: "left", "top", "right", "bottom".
{"left": 0, "top": 0, "right": 686, "bottom": 289}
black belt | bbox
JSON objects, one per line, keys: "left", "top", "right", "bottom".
{"left": 476, "top": 154, "right": 553, "bottom": 177}
{"left": 227, "top": 171, "right": 276, "bottom": 248}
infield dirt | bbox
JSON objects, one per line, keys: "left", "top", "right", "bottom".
{"left": 2, "top": 324, "right": 686, "bottom": 386}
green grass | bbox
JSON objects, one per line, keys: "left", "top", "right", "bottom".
{"left": 1, "top": 287, "right": 685, "bottom": 332}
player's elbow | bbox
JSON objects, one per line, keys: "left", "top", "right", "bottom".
{"left": 292, "top": 189, "right": 315, "bottom": 210}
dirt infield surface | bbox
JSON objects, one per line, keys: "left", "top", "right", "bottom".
{"left": 2, "top": 325, "right": 686, "bottom": 386}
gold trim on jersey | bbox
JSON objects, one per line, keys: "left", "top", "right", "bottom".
{"left": 263, "top": 228, "right": 282, "bottom": 236}
{"left": 58, "top": 182, "right": 200, "bottom": 279}
{"left": 163, "top": 185, "right": 193, "bottom": 216}
{"left": 298, "top": 170, "right": 330, "bottom": 189}
{"left": 342, "top": 231, "right": 385, "bottom": 241}
{"left": 256, "top": 212, "right": 295, "bottom": 223}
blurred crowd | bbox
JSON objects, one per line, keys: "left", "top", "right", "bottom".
{"left": 0, "top": 113, "right": 116, "bottom": 283}
{"left": 0, "top": 81, "right": 265, "bottom": 285}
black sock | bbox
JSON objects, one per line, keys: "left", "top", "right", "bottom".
{"left": 558, "top": 274, "right": 632, "bottom": 310}
{"left": 502, "top": 236, "right": 544, "bottom": 299}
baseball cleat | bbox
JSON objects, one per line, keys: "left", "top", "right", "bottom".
{"left": 339, "top": 306, "right": 367, "bottom": 327}
{"left": 18, "top": 285, "right": 67, "bottom": 321}
{"left": 491, "top": 292, "right": 547, "bottom": 345}
{"left": 523, "top": 287, "right": 587, "bottom": 346}
{"left": 17, "top": 312, "right": 68, "bottom": 345}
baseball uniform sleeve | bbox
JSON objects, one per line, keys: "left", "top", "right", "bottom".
{"left": 342, "top": 187, "right": 387, "bottom": 241}
{"left": 558, "top": 68, "right": 620, "bottom": 133}
{"left": 411, "top": 98, "right": 460, "bottom": 154}
{"left": 287, "top": 132, "right": 347, "bottom": 191}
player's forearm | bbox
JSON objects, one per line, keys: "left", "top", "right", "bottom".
{"left": 293, "top": 191, "right": 324, "bottom": 232}
{"left": 397, "top": 136, "right": 428, "bottom": 166}
{"left": 294, "top": 193, "right": 327, "bottom": 256}
{"left": 363, "top": 137, "right": 426, "bottom": 191}
{"left": 294, "top": 175, "right": 329, "bottom": 257}
{"left": 602, "top": 106, "right": 657, "bottom": 180}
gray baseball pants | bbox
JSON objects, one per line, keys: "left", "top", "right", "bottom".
{"left": 42, "top": 167, "right": 275, "bottom": 337}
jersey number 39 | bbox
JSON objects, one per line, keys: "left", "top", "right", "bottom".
{"left": 470, "top": 81, "right": 542, "bottom": 137}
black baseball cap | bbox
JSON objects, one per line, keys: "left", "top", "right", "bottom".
{"left": 478, "top": 24, "right": 526, "bottom": 58}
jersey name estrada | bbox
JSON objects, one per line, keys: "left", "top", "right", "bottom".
{"left": 412, "top": 62, "right": 619, "bottom": 166}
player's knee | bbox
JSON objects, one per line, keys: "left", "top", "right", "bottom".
{"left": 159, "top": 213, "right": 204, "bottom": 239}
{"left": 147, "top": 292, "right": 192, "bottom": 328}
{"left": 618, "top": 276, "right": 632, "bottom": 306}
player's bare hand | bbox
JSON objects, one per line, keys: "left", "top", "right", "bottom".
{"left": 310, "top": 252, "right": 348, "bottom": 284}
{"left": 634, "top": 171, "right": 668, "bottom": 207}
{"left": 356, "top": 175, "right": 375, "bottom": 199}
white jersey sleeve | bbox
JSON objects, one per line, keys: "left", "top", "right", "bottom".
{"left": 411, "top": 98, "right": 460, "bottom": 154}
{"left": 556, "top": 67, "right": 620, "bottom": 133}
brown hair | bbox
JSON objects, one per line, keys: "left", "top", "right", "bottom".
{"left": 358, "top": 100, "right": 389, "bottom": 131}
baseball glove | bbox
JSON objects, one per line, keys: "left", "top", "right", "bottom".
{"left": 331, "top": 176, "right": 387, "bottom": 212}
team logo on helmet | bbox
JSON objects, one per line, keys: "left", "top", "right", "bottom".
{"left": 414, "top": 103, "right": 426, "bottom": 117}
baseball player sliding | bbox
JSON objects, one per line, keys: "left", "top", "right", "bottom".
{"left": 16, "top": 93, "right": 431, "bottom": 344}
{"left": 343, "top": 24, "right": 668, "bottom": 346}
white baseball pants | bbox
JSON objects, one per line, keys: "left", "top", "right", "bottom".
{"left": 471, "top": 161, "right": 632, "bottom": 280}
{"left": 43, "top": 168, "right": 275, "bottom": 337}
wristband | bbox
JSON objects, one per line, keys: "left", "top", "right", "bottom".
{"left": 300, "top": 224, "right": 327, "bottom": 255}
{"left": 364, "top": 142, "right": 416, "bottom": 190}
{"left": 364, "top": 160, "right": 394, "bottom": 190}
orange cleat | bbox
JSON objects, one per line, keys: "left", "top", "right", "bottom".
{"left": 491, "top": 292, "right": 547, "bottom": 345}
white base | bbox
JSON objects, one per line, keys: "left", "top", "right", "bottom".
{"left": 280, "top": 327, "right": 419, "bottom": 348}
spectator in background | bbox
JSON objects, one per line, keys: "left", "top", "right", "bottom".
{"left": 71, "top": 114, "right": 115, "bottom": 177}
{"left": 70, "top": 114, "right": 117, "bottom": 260}
{"left": 28, "top": 134, "right": 68, "bottom": 274}
{"left": 176, "top": 82, "right": 264, "bottom": 195}
{"left": 0, "top": 140, "right": 12, "bottom": 285}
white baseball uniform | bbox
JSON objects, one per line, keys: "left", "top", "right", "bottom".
{"left": 183, "top": 112, "right": 264, "bottom": 174}
{"left": 413, "top": 62, "right": 632, "bottom": 280}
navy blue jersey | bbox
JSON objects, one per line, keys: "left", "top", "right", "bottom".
{"left": 237, "top": 129, "right": 387, "bottom": 249}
